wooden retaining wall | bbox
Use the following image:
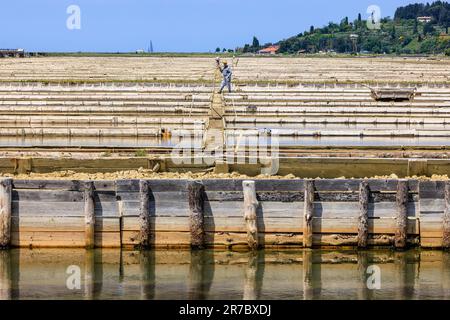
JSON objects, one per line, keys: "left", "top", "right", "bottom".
{"left": 0, "top": 178, "right": 449, "bottom": 249}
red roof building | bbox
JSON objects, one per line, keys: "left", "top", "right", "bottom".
{"left": 258, "top": 45, "right": 280, "bottom": 55}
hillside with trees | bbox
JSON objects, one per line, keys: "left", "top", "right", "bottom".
{"left": 238, "top": 1, "right": 450, "bottom": 55}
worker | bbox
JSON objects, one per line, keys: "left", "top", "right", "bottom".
{"left": 217, "top": 59, "right": 233, "bottom": 94}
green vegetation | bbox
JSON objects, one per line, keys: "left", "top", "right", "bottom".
{"left": 134, "top": 149, "right": 148, "bottom": 157}
{"left": 260, "top": 1, "right": 450, "bottom": 55}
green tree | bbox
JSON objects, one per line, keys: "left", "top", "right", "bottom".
{"left": 391, "top": 25, "right": 397, "bottom": 40}
{"left": 252, "top": 36, "right": 260, "bottom": 48}
{"left": 423, "top": 22, "right": 436, "bottom": 35}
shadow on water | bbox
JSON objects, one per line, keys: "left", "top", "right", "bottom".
{"left": 188, "top": 250, "right": 215, "bottom": 300}
{"left": 139, "top": 250, "right": 155, "bottom": 300}
{"left": 1, "top": 248, "right": 450, "bottom": 300}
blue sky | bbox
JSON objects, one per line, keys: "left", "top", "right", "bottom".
{"left": 0, "top": 0, "right": 428, "bottom": 52}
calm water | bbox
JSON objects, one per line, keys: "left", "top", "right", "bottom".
{"left": 226, "top": 135, "right": 450, "bottom": 147}
{"left": 1, "top": 249, "right": 450, "bottom": 300}
{"left": 0, "top": 136, "right": 185, "bottom": 148}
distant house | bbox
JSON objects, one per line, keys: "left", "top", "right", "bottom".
{"left": 258, "top": 45, "right": 280, "bottom": 55}
{"left": 136, "top": 49, "right": 145, "bottom": 54}
{"left": 417, "top": 16, "right": 433, "bottom": 23}
{"left": 0, "top": 48, "right": 25, "bottom": 58}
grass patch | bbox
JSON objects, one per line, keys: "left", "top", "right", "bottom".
{"left": 134, "top": 149, "right": 148, "bottom": 157}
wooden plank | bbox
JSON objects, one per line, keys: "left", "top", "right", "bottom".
{"left": 12, "top": 179, "right": 115, "bottom": 191}
{"left": 202, "top": 179, "right": 304, "bottom": 192}
{"left": 121, "top": 215, "right": 418, "bottom": 234}
{"left": 116, "top": 179, "right": 189, "bottom": 193}
{"left": 10, "top": 231, "right": 120, "bottom": 247}
{"left": 97, "top": 200, "right": 419, "bottom": 219}
{"left": 420, "top": 199, "right": 445, "bottom": 214}
{"left": 116, "top": 191, "right": 186, "bottom": 202}
{"left": 121, "top": 230, "right": 304, "bottom": 248}
{"left": 203, "top": 190, "right": 413, "bottom": 202}
{"left": 12, "top": 201, "right": 118, "bottom": 217}
{"left": 11, "top": 216, "right": 119, "bottom": 232}
{"left": 0, "top": 178, "right": 12, "bottom": 248}
{"left": 12, "top": 189, "right": 116, "bottom": 202}
{"left": 121, "top": 200, "right": 188, "bottom": 217}
{"left": 419, "top": 181, "right": 446, "bottom": 199}
{"left": 420, "top": 237, "right": 443, "bottom": 248}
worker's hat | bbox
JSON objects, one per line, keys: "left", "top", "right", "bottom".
{"left": 222, "top": 60, "right": 228, "bottom": 64}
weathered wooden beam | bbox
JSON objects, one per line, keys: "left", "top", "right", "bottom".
{"left": 188, "top": 181, "right": 205, "bottom": 249}
{"left": 443, "top": 181, "right": 450, "bottom": 249}
{"left": 139, "top": 180, "right": 151, "bottom": 248}
{"left": 0, "top": 178, "right": 12, "bottom": 249}
{"left": 303, "top": 180, "right": 314, "bottom": 248}
{"left": 243, "top": 181, "right": 259, "bottom": 250}
{"left": 84, "top": 181, "right": 95, "bottom": 249}
{"left": 395, "top": 180, "right": 408, "bottom": 249}
{"left": 358, "top": 181, "right": 370, "bottom": 248}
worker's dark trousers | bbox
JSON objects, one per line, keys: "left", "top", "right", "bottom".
{"left": 219, "top": 81, "right": 232, "bottom": 93}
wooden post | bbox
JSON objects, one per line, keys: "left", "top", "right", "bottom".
{"left": 358, "top": 181, "right": 370, "bottom": 248}
{"left": 395, "top": 180, "right": 408, "bottom": 249}
{"left": 84, "top": 181, "right": 95, "bottom": 249}
{"left": 443, "top": 181, "right": 450, "bottom": 249}
{"left": 188, "top": 181, "right": 205, "bottom": 249}
{"left": 303, "top": 180, "right": 314, "bottom": 248}
{"left": 0, "top": 178, "right": 12, "bottom": 249}
{"left": 139, "top": 180, "right": 151, "bottom": 248}
{"left": 243, "top": 181, "right": 259, "bottom": 250}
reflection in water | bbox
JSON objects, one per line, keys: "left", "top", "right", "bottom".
{"left": 139, "top": 250, "right": 155, "bottom": 300}
{"left": 243, "top": 251, "right": 264, "bottom": 300}
{"left": 0, "top": 136, "right": 186, "bottom": 148}
{"left": 0, "top": 251, "right": 12, "bottom": 300}
{"left": 188, "top": 250, "right": 214, "bottom": 300}
{"left": 0, "top": 249, "right": 449, "bottom": 300}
